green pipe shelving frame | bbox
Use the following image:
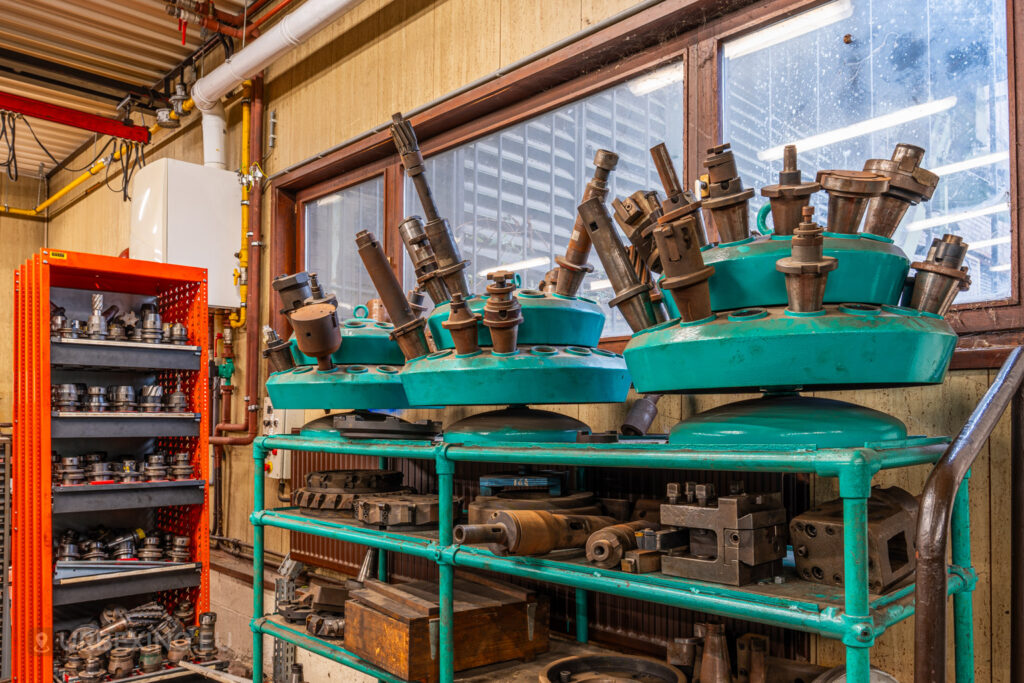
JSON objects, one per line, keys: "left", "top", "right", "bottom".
{"left": 249, "top": 434, "right": 977, "bottom": 683}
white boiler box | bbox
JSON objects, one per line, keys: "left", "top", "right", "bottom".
{"left": 130, "top": 158, "right": 241, "bottom": 308}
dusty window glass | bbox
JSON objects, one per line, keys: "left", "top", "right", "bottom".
{"left": 722, "top": 0, "right": 1011, "bottom": 303}
{"left": 305, "top": 176, "right": 385, "bottom": 319}
{"left": 404, "top": 62, "right": 685, "bottom": 337}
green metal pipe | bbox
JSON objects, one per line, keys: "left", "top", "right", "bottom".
{"left": 575, "top": 589, "right": 589, "bottom": 643}
{"left": 446, "top": 547, "right": 847, "bottom": 638}
{"left": 436, "top": 447, "right": 455, "bottom": 683}
{"left": 379, "top": 455, "right": 389, "bottom": 582}
{"left": 252, "top": 510, "right": 437, "bottom": 559}
{"left": 254, "top": 618, "right": 407, "bottom": 683}
{"left": 951, "top": 472, "right": 976, "bottom": 683}
{"left": 252, "top": 443, "right": 267, "bottom": 683}
{"left": 256, "top": 434, "right": 437, "bottom": 459}
{"left": 842, "top": 497, "right": 872, "bottom": 682}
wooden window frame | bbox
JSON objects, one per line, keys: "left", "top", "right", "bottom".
{"left": 271, "top": 0, "right": 1022, "bottom": 368}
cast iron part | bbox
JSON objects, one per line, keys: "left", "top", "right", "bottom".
{"left": 775, "top": 206, "right": 839, "bottom": 313}
{"left": 272, "top": 272, "right": 313, "bottom": 315}
{"left": 263, "top": 325, "right": 297, "bottom": 373}
{"left": 107, "top": 647, "right": 134, "bottom": 678}
{"left": 666, "top": 635, "right": 702, "bottom": 681}
{"left": 288, "top": 300, "right": 341, "bottom": 372}
{"left": 621, "top": 394, "right": 662, "bottom": 436}
{"left": 292, "top": 468, "right": 408, "bottom": 514}
{"left": 654, "top": 204, "right": 715, "bottom": 322}
{"left": 612, "top": 190, "right": 665, "bottom": 273}
{"left": 698, "top": 622, "right": 732, "bottom": 683}
{"left": 54, "top": 384, "right": 80, "bottom": 411}
{"left": 330, "top": 411, "right": 439, "bottom": 440}
{"left": 407, "top": 289, "right": 428, "bottom": 318}
{"left": 83, "top": 386, "right": 109, "bottom": 412}
{"left": 539, "top": 654, "right": 686, "bottom": 683}
{"left": 143, "top": 453, "right": 168, "bottom": 481}
{"left": 660, "top": 482, "right": 788, "bottom": 586}
{"left": 442, "top": 293, "right": 481, "bottom": 355}
{"left": 87, "top": 461, "right": 118, "bottom": 483}
{"left": 468, "top": 489, "right": 603, "bottom": 524}
{"left": 702, "top": 143, "right": 756, "bottom": 243}
{"left": 481, "top": 270, "right": 523, "bottom": 353}
{"left": 816, "top": 169, "right": 890, "bottom": 234}
{"left": 166, "top": 535, "right": 191, "bottom": 562}
{"left": 554, "top": 148, "right": 619, "bottom": 297}
{"left": 139, "top": 644, "right": 162, "bottom": 673}
{"left": 909, "top": 234, "right": 971, "bottom": 316}
{"left": 138, "top": 385, "right": 164, "bottom": 413}
{"left": 391, "top": 113, "right": 471, "bottom": 300}
{"left": 791, "top": 486, "right": 918, "bottom": 592}
{"left": 862, "top": 143, "right": 939, "bottom": 239}
{"left": 137, "top": 535, "right": 164, "bottom": 561}
{"left": 120, "top": 459, "right": 143, "bottom": 482}
{"left": 454, "top": 509, "right": 617, "bottom": 556}
{"left": 174, "top": 599, "right": 196, "bottom": 626}
{"left": 107, "top": 385, "right": 136, "bottom": 411}
{"left": 354, "top": 493, "right": 457, "bottom": 529}
{"left": 736, "top": 633, "right": 770, "bottom": 683}
{"left": 306, "top": 612, "right": 345, "bottom": 638}
{"left": 398, "top": 216, "right": 449, "bottom": 305}
{"left": 578, "top": 197, "right": 658, "bottom": 332}
{"left": 167, "top": 637, "right": 192, "bottom": 663}
{"left": 760, "top": 145, "right": 820, "bottom": 236}
{"left": 355, "top": 230, "right": 430, "bottom": 360}
{"left": 169, "top": 451, "right": 193, "bottom": 480}
{"left": 585, "top": 520, "right": 659, "bottom": 569}
{"left": 194, "top": 612, "right": 218, "bottom": 657}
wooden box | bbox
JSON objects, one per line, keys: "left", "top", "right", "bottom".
{"left": 344, "top": 573, "right": 549, "bottom": 682}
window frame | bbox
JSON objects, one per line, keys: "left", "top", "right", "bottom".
{"left": 271, "top": 0, "right": 1022, "bottom": 367}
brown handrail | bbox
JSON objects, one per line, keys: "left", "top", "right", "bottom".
{"left": 915, "top": 346, "right": 1024, "bottom": 682}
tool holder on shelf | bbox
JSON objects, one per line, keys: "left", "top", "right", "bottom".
{"left": 12, "top": 249, "right": 210, "bottom": 683}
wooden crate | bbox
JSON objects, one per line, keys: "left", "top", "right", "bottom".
{"left": 344, "top": 573, "right": 550, "bottom": 682}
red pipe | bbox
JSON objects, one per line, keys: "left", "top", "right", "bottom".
{"left": 210, "top": 75, "right": 264, "bottom": 447}
{"left": 249, "top": 0, "right": 298, "bottom": 29}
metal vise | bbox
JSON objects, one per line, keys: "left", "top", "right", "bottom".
{"left": 659, "top": 482, "right": 788, "bottom": 586}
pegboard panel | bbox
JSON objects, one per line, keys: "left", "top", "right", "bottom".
{"left": 12, "top": 250, "right": 210, "bottom": 681}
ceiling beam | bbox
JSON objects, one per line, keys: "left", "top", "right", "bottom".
{"left": 0, "top": 90, "right": 150, "bottom": 143}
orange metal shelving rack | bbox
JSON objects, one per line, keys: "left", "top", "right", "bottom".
{"left": 12, "top": 249, "right": 209, "bottom": 682}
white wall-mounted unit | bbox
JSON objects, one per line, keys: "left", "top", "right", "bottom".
{"left": 130, "top": 158, "right": 241, "bottom": 308}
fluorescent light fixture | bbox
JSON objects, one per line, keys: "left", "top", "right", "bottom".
{"left": 628, "top": 61, "right": 686, "bottom": 96}
{"left": 589, "top": 279, "right": 613, "bottom": 291}
{"left": 931, "top": 151, "right": 1010, "bottom": 176}
{"left": 723, "top": 0, "right": 853, "bottom": 60}
{"left": 970, "top": 235, "right": 1011, "bottom": 249}
{"left": 476, "top": 256, "right": 548, "bottom": 277}
{"left": 758, "top": 97, "right": 958, "bottom": 161}
{"left": 991, "top": 263, "right": 1011, "bottom": 272}
{"left": 904, "top": 202, "right": 1010, "bottom": 232}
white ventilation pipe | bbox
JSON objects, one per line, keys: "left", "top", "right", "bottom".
{"left": 201, "top": 101, "right": 228, "bottom": 169}
{"left": 191, "top": 0, "right": 369, "bottom": 166}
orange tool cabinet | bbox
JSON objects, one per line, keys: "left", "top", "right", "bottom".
{"left": 12, "top": 249, "right": 209, "bottom": 682}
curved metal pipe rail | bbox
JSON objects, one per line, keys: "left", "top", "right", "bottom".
{"left": 915, "top": 346, "right": 1024, "bottom": 682}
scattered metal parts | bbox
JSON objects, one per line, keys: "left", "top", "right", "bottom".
{"left": 816, "top": 169, "right": 890, "bottom": 234}
{"left": 455, "top": 509, "right": 617, "bottom": 556}
{"left": 398, "top": 216, "right": 448, "bottom": 305}
{"left": 654, "top": 199, "right": 715, "bottom": 321}
{"left": 792, "top": 486, "right": 918, "bottom": 592}
{"left": 442, "top": 293, "right": 481, "bottom": 355}
{"left": 83, "top": 385, "right": 109, "bottom": 412}
{"left": 305, "top": 611, "right": 345, "bottom": 638}
{"left": 292, "top": 468, "right": 408, "bottom": 514}
{"left": 760, "top": 144, "right": 820, "bottom": 236}
{"left": 108, "top": 319, "right": 128, "bottom": 341}
{"left": 194, "top": 612, "right": 218, "bottom": 657}
{"left": 391, "top": 113, "right": 472, "bottom": 300}
{"left": 107, "top": 385, "right": 136, "bottom": 411}
{"left": 621, "top": 548, "right": 662, "bottom": 573}
{"left": 354, "top": 493, "right": 457, "bottom": 529}
{"left": 698, "top": 622, "right": 732, "bottom": 683}
{"left": 775, "top": 206, "right": 838, "bottom": 313}
{"left": 621, "top": 394, "right": 662, "bottom": 436}
{"left": 262, "top": 325, "right": 296, "bottom": 373}
{"left": 554, "top": 148, "right": 619, "bottom": 297}
{"left": 586, "top": 520, "right": 659, "bottom": 569}
{"left": 139, "top": 643, "right": 163, "bottom": 672}
{"left": 169, "top": 451, "right": 193, "bottom": 480}
{"left": 578, "top": 196, "right": 658, "bottom": 332}
{"left": 174, "top": 599, "right": 196, "bottom": 627}
{"left": 356, "top": 231, "right": 431, "bottom": 361}
{"left": 539, "top": 654, "right": 686, "bottom": 683}
{"left": 167, "top": 637, "right": 193, "bottom": 663}
{"left": 909, "top": 234, "right": 971, "bottom": 316}
{"left": 702, "top": 143, "right": 755, "bottom": 243}
{"left": 660, "top": 482, "right": 788, "bottom": 586}
{"left": 138, "top": 384, "right": 165, "bottom": 412}
{"left": 612, "top": 190, "right": 665, "bottom": 273}
{"left": 482, "top": 270, "right": 523, "bottom": 353}
{"left": 862, "top": 143, "right": 939, "bottom": 238}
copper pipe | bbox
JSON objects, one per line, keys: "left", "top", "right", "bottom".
{"left": 211, "top": 75, "right": 264, "bottom": 446}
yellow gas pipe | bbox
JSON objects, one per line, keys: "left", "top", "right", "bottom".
{"left": 229, "top": 81, "right": 252, "bottom": 330}
{"left": 0, "top": 99, "right": 197, "bottom": 217}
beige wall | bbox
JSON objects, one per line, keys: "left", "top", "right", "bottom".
{"left": 16, "top": 1, "right": 1014, "bottom": 680}
{"left": 0, "top": 177, "right": 46, "bottom": 422}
